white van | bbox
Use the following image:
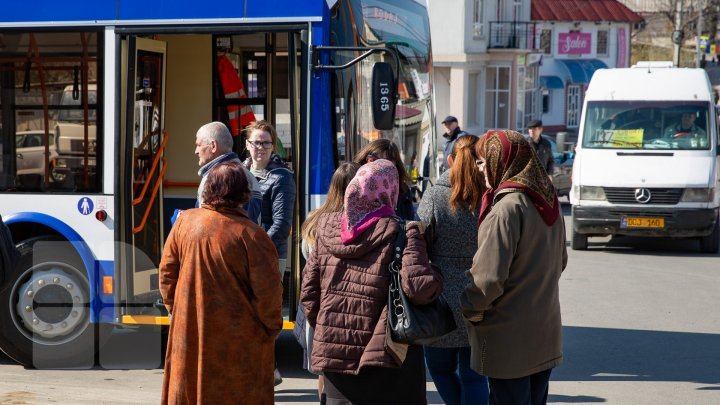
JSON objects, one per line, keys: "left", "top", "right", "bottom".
{"left": 569, "top": 64, "right": 720, "bottom": 253}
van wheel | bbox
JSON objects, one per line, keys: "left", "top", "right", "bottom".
{"left": 571, "top": 229, "right": 588, "bottom": 250}
{"left": 0, "top": 238, "right": 107, "bottom": 368}
{"left": 699, "top": 218, "right": 719, "bottom": 254}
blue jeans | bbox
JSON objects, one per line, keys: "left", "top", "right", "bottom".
{"left": 425, "top": 346, "right": 489, "bottom": 405}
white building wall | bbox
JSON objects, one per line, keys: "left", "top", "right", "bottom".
{"left": 428, "top": 0, "right": 466, "bottom": 57}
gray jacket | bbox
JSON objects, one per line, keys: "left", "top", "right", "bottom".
{"left": 416, "top": 170, "right": 479, "bottom": 348}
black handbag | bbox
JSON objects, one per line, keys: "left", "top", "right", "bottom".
{"left": 387, "top": 217, "right": 457, "bottom": 345}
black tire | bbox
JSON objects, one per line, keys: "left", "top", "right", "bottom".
{"left": 699, "top": 217, "right": 719, "bottom": 254}
{"left": 571, "top": 230, "right": 588, "bottom": 250}
{"left": 0, "top": 238, "right": 107, "bottom": 368}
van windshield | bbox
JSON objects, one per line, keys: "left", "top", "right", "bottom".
{"left": 58, "top": 90, "right": 97, "bottom": 122}
{"left": 582, "top": 101, "right": 711, "bottom": 150}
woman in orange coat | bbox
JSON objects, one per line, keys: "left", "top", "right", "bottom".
{"left": 159, "top": 161, "right": 283, "bottom": 404}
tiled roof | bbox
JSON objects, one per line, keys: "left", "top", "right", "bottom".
{"left": 532, "top": 0, "right": 644, "bottom": 22}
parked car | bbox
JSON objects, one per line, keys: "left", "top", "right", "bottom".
{"left": 15, "top": 130, "right": 58, "bottom": 177}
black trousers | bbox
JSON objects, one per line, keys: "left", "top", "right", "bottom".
{"left": 488, "top": 368, "right": 552, "bottom": 405}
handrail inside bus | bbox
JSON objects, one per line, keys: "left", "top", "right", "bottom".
{"left": 133, "top": 130, "right": 169, "bottom": 205}
{"left": 134, "top": 159, "right": 167, "bottom": 234}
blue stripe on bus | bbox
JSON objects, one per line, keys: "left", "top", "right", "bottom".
{"left": 309, "top": 18, "right": 335, "bottom": 196}
{"left": 0, "top": 0, "right": 324, "bottom": 22}
{"left": 4, "top": 212, "right": 109, "bottom": 323}
{"left": 95, "top": 260, "right": 117, "bottom": 323}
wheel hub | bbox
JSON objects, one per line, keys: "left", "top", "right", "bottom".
{"left": 15, "top": 266, "right": 89, "bottom": 340}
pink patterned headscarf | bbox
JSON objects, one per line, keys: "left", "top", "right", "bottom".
{"left": 341, "top": 159, "right": 399, "bottom": 244}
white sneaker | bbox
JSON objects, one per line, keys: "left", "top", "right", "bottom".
{"left": 274, "top": 368, "right": 283, "bottom": 386}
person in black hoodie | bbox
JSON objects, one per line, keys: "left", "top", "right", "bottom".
{"left": 353, "top": 139, "right": 415, "bottom": 220}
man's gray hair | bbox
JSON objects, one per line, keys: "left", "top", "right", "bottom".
{"left": 197, "top": 122, "right": 234, "bottom": 153}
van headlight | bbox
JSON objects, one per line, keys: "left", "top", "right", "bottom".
{"left": 681, "top": 188, "right": 714, "bottom": 202}
{"left": 580, "top": 186, "right": 607, "bottom": 201}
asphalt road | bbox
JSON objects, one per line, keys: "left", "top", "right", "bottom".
{"left": 0, "top": 201, "right": 718, "bottom": 404}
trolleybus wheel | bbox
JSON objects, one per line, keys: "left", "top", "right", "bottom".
{"left": 0, "top": 238, "right": 104, "bottom": 368}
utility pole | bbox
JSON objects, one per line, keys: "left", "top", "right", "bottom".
{"left": 673, "top": 0, "right": 684, "bottom": 67}
{"left": 696, "top": 0, "right": 704, "bottom": 68}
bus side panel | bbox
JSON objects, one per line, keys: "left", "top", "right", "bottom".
{"left": 309, "top": 22, "right": 335, "bottom": 200}
{"left": 5, "top": 212, "right": 116, "bottom": 324}
{"left": 0, "top": 2, "right": 115, "bottom": 22}
{"left": 119, "top": 0, "right": 324, "bottom": 20}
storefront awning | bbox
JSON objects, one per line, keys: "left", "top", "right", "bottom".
{"left": 539, "top": 75, "right": 564, "bottom": 89}
{"left": 557, "top": 59, "right": 608, "bottom": 84}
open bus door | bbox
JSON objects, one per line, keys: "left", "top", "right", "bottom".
{"left": 119, "top": 37, "right": 168, "bottom": 323}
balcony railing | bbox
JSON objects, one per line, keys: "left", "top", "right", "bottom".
{"left": 488, "top": 21, "right": 537, "bottom": 49}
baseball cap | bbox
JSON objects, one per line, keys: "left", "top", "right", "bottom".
{"left": 441, "top": 115, "right": 458, "bottom": 124}
{"left": 528, "top": 119, "right": 543, "bottom": 128}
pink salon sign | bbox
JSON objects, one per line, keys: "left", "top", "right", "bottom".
{"left": 558, "top": 32, "right": 592, "bottom": 55}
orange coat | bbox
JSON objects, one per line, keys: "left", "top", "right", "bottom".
{"left": 160, "top": 206, "right": 283, "bottom": 404}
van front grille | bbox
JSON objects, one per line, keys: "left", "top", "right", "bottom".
{"left": 603, "top": 187, "right": 682, "bottom": 205}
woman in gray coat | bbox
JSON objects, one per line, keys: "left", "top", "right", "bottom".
{"left": 417, "top": 135, "right": 489, "bottom": 405}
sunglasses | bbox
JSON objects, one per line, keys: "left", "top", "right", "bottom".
{"left": 247, "top": 140, "right": 273, "bottom": 149}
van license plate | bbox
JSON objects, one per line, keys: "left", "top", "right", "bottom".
{"left": 621, "top": 217, "right": 665, "bottom": 228}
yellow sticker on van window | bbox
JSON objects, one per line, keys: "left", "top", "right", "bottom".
{"left": 612, "top": 129, "right": 643, "bottom": 147}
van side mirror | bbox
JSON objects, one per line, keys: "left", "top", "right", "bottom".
{"left": 371, "top": 62, "right": 397, "bottom": 130}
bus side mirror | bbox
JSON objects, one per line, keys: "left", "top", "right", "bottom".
{"left": 371, "top": 62, "right": 396, "bottom": 130}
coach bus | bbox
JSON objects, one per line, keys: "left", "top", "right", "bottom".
{"left": 0, "top": 0, "right": 436, "bottom": 367}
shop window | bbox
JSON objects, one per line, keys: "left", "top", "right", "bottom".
{"left": 597, "top": 30, "right": 608, "bottom": 56}
{"left": 540, "top": 29, "right": 552, "bottom": 55}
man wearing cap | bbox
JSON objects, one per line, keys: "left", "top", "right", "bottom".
{"left": 439, "top": 115, "right": 468, "bottom": 174}
{"left": 527, "top": 119, "right": 554, "bottom": 182}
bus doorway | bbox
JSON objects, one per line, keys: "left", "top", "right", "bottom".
{"left": 119, "top": 37, "right": 167, "bottom": 319}
{"left": 118, "top": 29, "right": 303, "bottom": 326}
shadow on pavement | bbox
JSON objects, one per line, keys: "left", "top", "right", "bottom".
{"left": 548, "top": 394, "right": 606, "bottom": 403}
{"left": 555, "top": 326, "right": 720, "bottom": 384}
{"left": 274, "top": 389, "right": 319, "bottom": 403}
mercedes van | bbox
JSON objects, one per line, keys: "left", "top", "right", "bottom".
{"left": 569, "top": 64, "right": 720, "bottom": 253}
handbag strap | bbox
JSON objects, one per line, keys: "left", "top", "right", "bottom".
{"left": 391, "top": 216, "right": 406, "bottom": 270}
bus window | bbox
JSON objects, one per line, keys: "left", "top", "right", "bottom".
{"left": 0, "top": 31, "right": 102, "bottom": 192}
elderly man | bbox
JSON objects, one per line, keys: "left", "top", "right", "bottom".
{"left": 194, "top": 121, "right": 261, "bottom": 223}
{"left": 439, "top": 115, "right": 468, "bottom": 174}
{"left": 526, "top": 119, "right": 554, "bottom": 182}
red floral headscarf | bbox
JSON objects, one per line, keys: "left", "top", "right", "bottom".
{"left": 341, "top": 159, "right": 399, "bottom": 244}
{"left": 476, "top": 129, "right": 560, "bottom": 226}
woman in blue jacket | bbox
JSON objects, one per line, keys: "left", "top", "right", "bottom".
{"left": 243, "top": 120, "right": 296, "bottom": 274}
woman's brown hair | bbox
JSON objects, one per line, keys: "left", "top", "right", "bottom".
{"left": 449, "top": 135, "right": 485, "bottom": 212}
{"left": 245, "top": 120, "right": 278, "bottom": 151}
{"left": 202, "top": 161, "right": 251, "bottom": 210}
{"left": 300, "top": 162, "right": 360, "bottom": 247}
{"left": 352, "top": 139, "right": 409, "bottom": 187}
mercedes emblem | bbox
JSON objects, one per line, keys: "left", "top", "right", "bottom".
{"left": 634, "top": 188, "right": 651, "bottom": 204}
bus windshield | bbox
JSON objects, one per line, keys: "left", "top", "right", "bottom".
{"left": 582, "top": 101, "right": 711, "bottom": 150}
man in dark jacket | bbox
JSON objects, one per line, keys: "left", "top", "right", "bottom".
{"left": 439, "top": 115, "right": 467, "bottom": 174}
{"left": 527, "top": 119, "right": 554, "bottom": 181}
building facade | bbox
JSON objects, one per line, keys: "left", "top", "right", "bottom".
{"left": 429, "top": 0, "right": 643, "bottom": 143}
{"left": 533, "top": 0, "right": 643, "bottom": 133}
